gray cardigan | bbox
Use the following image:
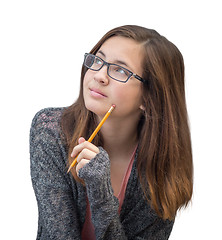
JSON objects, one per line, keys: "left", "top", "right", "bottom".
{"left": 30, "top": 108, "right": 174, "bottom": 239}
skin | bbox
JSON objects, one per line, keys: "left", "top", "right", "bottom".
{"left": 71, "top": 36, "right": 144, "bottom": 196}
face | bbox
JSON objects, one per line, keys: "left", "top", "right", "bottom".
{"left": 83, "top": 36, "right": 143, "bottom": 121}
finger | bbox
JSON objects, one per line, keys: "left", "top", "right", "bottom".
{"left": 71, "top": 140, "right": 99, "bottom": 158}
{"left": 78, "top": 137, "right": 85, "bottom": 144}
{"left": 76, "top": 159, "right": 90, "bottom": 176}
{"left": 71, "top": 137, "right": 85, "bottom": 157}
{"left": 81, "top": 141, "right": 100, "bottom": 154}
{"left": 76, "top": 148, "right": 97, "bottom": 163}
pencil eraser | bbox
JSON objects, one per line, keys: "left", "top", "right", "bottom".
{"left": 112, "top": 104, "right": 116, "bottom": 108}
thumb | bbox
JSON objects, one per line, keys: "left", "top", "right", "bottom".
{"left": 78, "top": 137, "right": 86, "bottom": 144}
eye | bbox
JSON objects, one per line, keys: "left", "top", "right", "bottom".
{"left": 95, "top": 57, "right": 103, "bottom": 65}
{"left": 114, "top": 66, "right": 128, "bottom": 76}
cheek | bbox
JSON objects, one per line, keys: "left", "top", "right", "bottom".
{"left": 83, "top": 72, "right": 90, "bottom": 103}
{"left": 83, "top": 71, "right": 94, "bottom": 97}
{"left": 112, "top": 84, "right": 142, "bottom": 110}
{"left": 83, "top": 71, "right": 91, "bottom": 86}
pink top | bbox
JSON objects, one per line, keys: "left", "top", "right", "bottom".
{"left": 81, "top": 146, "right": 137, "bottom": 240}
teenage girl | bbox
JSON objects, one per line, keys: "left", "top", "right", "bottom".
{"left": 30, "top": 25, "right": 193, "bottom": 239}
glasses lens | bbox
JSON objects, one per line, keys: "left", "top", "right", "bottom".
{"left": 84, "top": 54, "right": 94, "bottom": 68}
{"left": 109, "top": 65, "right": 131, "bottom": 82}
{"left": 84, "top": 54, "right": 103, "bottom": 70}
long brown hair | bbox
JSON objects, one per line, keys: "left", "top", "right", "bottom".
{"left": 61, "top": 25, "right": 193, "bottom": 220}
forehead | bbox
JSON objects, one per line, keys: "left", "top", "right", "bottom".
{"left": 98, "top": 36, "right": 143, "bottom": 74}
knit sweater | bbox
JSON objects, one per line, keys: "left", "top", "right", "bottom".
{"left": 30, "top": 107, "right": 174, "bottom": 240}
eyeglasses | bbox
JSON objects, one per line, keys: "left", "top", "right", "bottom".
{"left": 83, "top": 53, "right": 145, "bottom": 83}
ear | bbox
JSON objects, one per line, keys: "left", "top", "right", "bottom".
{"left": 139, "top": 105, "right": 145, "bottom": 111}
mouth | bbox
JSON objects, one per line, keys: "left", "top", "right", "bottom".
{"left": 89, "top": 88, "right": 107, "bottom": 98}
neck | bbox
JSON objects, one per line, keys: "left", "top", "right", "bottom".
{"left": 99, "top": 113, "right": 141, "bottom": 160}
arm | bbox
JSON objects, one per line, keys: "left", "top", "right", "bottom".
{"left": 30, "top": 109, "right": 81, "bottom": 240}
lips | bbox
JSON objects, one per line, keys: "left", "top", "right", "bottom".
{"left": 89, "top": 88, "right": 107, "bottom": 98}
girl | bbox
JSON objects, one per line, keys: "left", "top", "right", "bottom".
{"left": 30, "top": 25, "right": 193, "bottom": 239}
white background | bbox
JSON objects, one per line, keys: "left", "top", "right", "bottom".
{"left": 0, "top": 0, "right": 221, "bottom": 239}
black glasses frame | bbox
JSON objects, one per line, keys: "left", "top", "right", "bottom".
{"left": 84, "top": 53, "right": 145, "bottom": 83}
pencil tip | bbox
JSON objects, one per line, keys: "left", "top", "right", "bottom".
{"left": 67, "top": 166, "right": 71, "bottom": 173}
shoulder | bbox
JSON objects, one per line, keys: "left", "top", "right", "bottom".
{"left": 31, "top": 107, "right": 65, "bottom": 128}
{"left": 30, "top": 107, "right": 67, "bottom": 156}
{"left": 31, "top": 107, "right": 66, "bottom": 137}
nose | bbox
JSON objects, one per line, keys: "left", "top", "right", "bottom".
{"left": 93, "top": 65, "right": 109, "bottom": 85}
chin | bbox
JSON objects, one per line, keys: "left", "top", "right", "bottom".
{"left": 84, "top": 101, "right": 108, "bottom": 117}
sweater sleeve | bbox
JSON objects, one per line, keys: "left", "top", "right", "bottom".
{"left": 78, "top": 147, "right": 128, "bottom": 240}
{"left": 78, "top": 147, "right": 174, "bottom": 240}
{"left": 30, "top": 109, "right": 81, "bottom": 240}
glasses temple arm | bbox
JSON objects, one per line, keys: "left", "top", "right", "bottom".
{"left": 133, "top": 74, "right": 146, "bottom": 83}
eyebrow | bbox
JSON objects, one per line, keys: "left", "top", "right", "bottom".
{"left": 97, "top": 50, "right": 130, "bottom": 69}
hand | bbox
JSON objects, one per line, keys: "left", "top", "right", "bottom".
{"left": 71, "top": 137, "right": 100, "bottom": 176}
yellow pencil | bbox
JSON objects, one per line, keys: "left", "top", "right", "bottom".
{"left": 67, "top": 104, "right": 116, "bottom": 173}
